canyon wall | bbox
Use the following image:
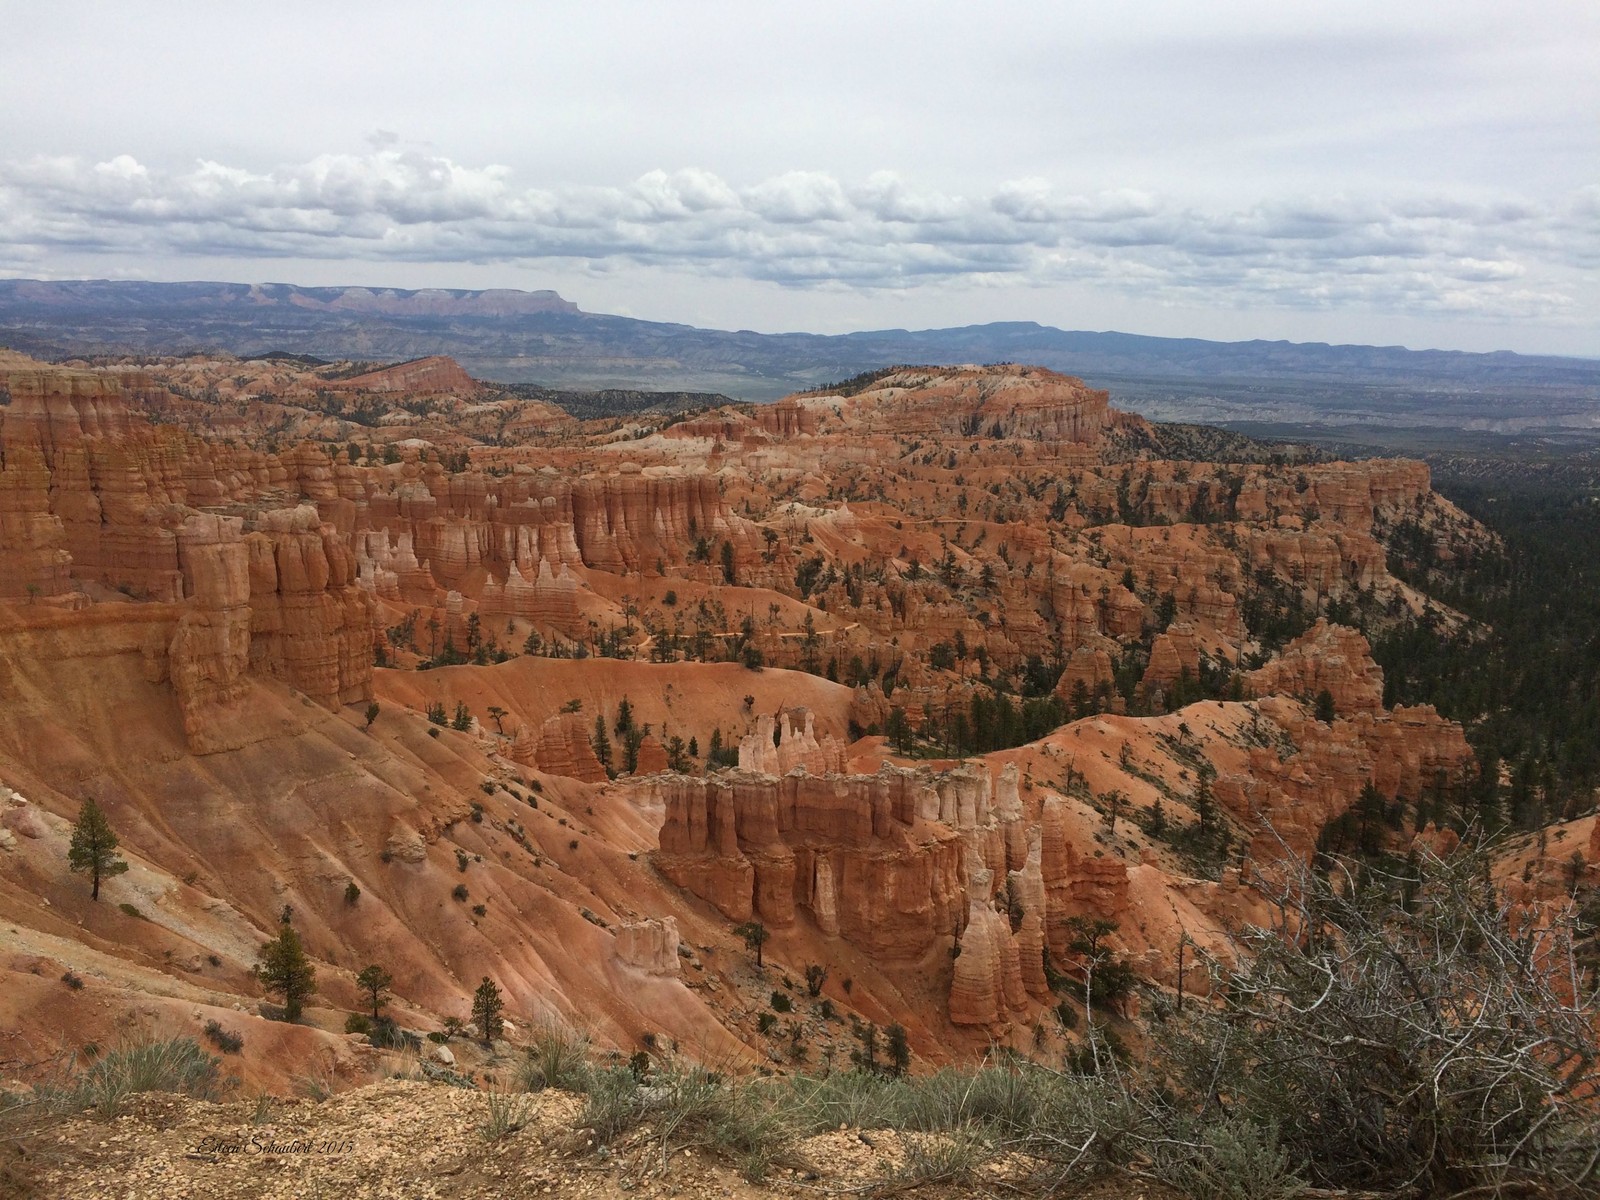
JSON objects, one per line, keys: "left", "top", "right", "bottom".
{"left": 652, "top": 623, "right": 1473, "bottom": 1031}
{"left": 0, "top": 371, "right": 374, "bottom": 752}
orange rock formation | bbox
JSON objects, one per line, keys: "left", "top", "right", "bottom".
{"left": 0, "top": 352, "right": 1497, "bottom": 1068}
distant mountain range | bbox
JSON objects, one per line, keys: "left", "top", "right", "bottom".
{"left": 2, "top": 278, "right": 1597, "bottom": 433}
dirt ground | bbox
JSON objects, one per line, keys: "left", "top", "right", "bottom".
{"left": 2, "top": 1077, "right": 1187, "bottom": 1200}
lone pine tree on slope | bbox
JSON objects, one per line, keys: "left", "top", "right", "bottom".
{"left": 68, "top": 798, "right": 128, "bottom": 901}
{"left": 471, "top": 976, "right": 504, "bottom": 1042}
{"left": 256, "top": 913, "right": 318, "bottom": 1021}
{"left": 356, "top": 964, "right": 393, "bottom": 1021}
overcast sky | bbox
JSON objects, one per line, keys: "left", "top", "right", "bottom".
{"left": 1, "top": 1, "right": 1596, "bottom": 354}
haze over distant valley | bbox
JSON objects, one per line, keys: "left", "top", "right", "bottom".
{"left": 4, "top": 278, "right": 1599, "bottom": 440}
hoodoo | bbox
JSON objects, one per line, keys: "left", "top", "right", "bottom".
{"left": 0, "top": 350, "right": 1566, "bottom": 1143}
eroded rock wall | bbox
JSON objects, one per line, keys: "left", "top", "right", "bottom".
{"left": 0, "top": 371, "right": 374, "bottom": 752}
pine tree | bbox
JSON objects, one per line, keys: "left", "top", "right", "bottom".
{"left": 67, "top": 798, "right": 128, "bottom": 901}
{"left": 256, "top": 916, "right": 318, "bottom": 1021}
{"left": 885, "top": 707, "right": 914, "bottom": 755}
{"left": 592, "top": 713, "right": 614, "bottom": 774}
{"left": 853, "top": 1021, "right": 880, "bottom": 1072}
{"left": 1194, "top": 764, "right": 1216, "bottom": 834}
{"left": 356, "top": 964, "right": 392, "bottom": 1020}
{"left": 734, "top": 920, "right": 769, "bottom": 967}
{"left": 885, "top": 1023, "right": 911, "bottom": 1077}
{"left": 1314, "top": 689, "right": 1338, "bottom": 724}
{"left": 471, "top": 976, "right": 504, "bottom": 1042}
{"left": 1102, "top": 788, "right": 1125, "bottom": 833}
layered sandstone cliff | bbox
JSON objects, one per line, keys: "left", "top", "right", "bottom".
{"left": 652, "top": 623, "right": 1474, "bottom": 1031}
{"left": 0, "top": 370, "right": 375, "bottom": 752}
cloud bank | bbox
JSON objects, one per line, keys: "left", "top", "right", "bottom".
{"left": 2, "top": 150, "right": 1595, "bottom": 325}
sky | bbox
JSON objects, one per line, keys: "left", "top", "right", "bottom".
{"left": 1, "top": 1, "right": 1596, "bottom": 355}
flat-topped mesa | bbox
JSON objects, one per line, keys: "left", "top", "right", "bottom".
{"left": 332, "top": 355, "right": 480, "bottom": 396}
{"left": 822, "top": 364, "right": 1113, "bottom": 443}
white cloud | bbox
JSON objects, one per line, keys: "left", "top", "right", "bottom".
{"left": 0, "top": 150, "right": 1594, "bottom": 326}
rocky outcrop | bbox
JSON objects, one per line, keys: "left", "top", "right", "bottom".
{"left": 653, "top": 756, "right": 1133, "bottom": 1030}
{"left": 736, "top": 710, "right": 847, "bottom": 776}
{"left": 0, "top": 370, "right": 187, "bottom": 602}
{"left": 0, "top": 372, "right": 374, "bottom": 752}
{"left": 354, "top": 529, "right": 439, "bottom": 601}
{"left": 1040, "top": 796, "right": 1130, "bottom": 956}
{"left": 1140, "top": 622, "right": 1204, "bottom": 704}
{"left": 569, "top": 471, "right": 758, "bottom": 575}
{"left": 615, "top": 917, "right": 681, "bottom": 975}
{"left": 334, "top": 355, "right": 479, "bottom": 395}
{"left": 1048, "top": 565, "right": 1145, "bottom": 645}
{"left": 653, "top": 766, "right": 967, "bottom": 958}
{"left": 975, "top": 374, "right": 1111, "bottom": 443}
{"left": 949, "top": 893, "right": 1027, "bottom": 1026}
{"left": 156, "top": 506, "right": 375, "bottom": 752}
{"left": 1055, "top": 644, "right": 1115, "bottom": 704}
{"left": 829, "top": 365, "right": 1111, "bottom": 444}
{"left": 478, "top": 558, "right": 579, "bottom": 627}
{"left": 1222, "top": 695, "right": 1473, "bottom": 863}
{"left": 244, "top": 506, "right": 376, "bottom": 710}
{"left": 525, "top": 712, "right": 608, "bottom": 783}
{"left": 1244, "top": 525, "right": 1387, "bottom": 601}
{"left": 346, "top": 464, "right": 760, "bottom": 592}
{"left": 1246, "top": 619, "right": 1383, "bottom": 716}
{"left": 1007, "top": 830, "right": 1051, "bottom": 999}
{"left": 166, "top": 514, "right": 253, "bottom": 751}
{"left": 754, "top": 396, "right": 817, "bottom": 438}
{"left": 634, "top": 734, "right": 670, "bottom": 776}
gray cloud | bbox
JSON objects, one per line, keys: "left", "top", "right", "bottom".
{"left": 0, "top": 4, "right": 1593, "bottom": 352}
{"left": 0, "top": 150, "right": 1594, "bottom": 325}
